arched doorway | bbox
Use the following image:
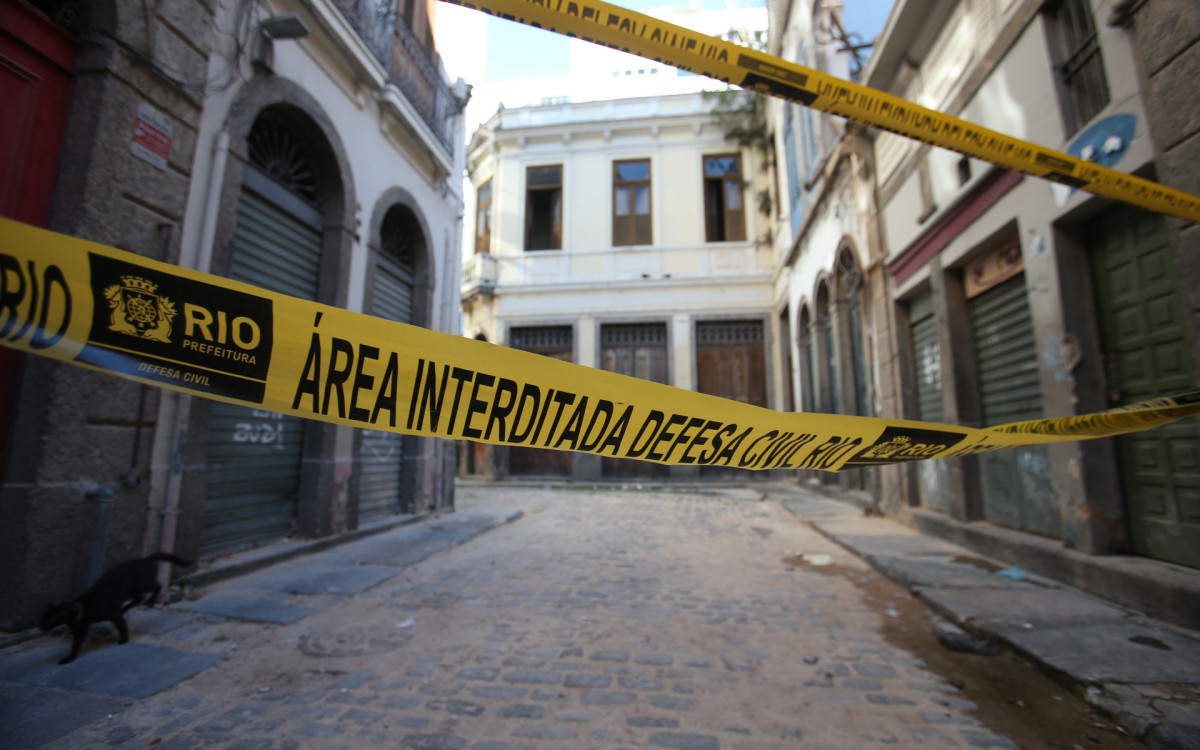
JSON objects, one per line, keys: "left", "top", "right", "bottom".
{"left": 836, "top": 245, "right": 869, "bottom": 418}
{"left": 200, "top": 104, "right": 345, "bottom": 555}
{"left": 814, "top": 280, "right": 837, "bottom": 415}
{"left": 797, "top": 303, "right": 815, "bottom": 413}
{"left": 836, "top": 245, "right": 870, "bottom": 490}
{"left": 357, "top": 201, "right": 426, "bottom": 523}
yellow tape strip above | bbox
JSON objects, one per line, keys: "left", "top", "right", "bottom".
{"left": 441, "top": 0, "right": 1200, "bottom": 224}
{"left": 2, "top": 218, "right": 1197, "bottom": 473}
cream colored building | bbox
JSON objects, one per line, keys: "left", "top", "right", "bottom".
{"left": 461, "top": 92, "right": 774, "bottom": 480}
{"left": 859, "top": 0, "right": 1200, "bottom": 581}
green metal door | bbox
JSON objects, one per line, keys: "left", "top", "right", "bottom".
{"left": 1090, "top": 207, "right": 1200, "bottom": 568}
{"left": 358, "top": 253, "right": 414, "bottom": 523}
{"left": 970, "top": 274, "right": 1059, "bottom": 537}
{"left": 909, "top": 293, "right": 950, "bottom": 513}
{"left": 201, "top": 183, "right": 320, "bottom": 555}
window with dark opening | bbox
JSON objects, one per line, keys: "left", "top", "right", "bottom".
{"left": 475, "top": 180, "right": 492, "bottom": 254}
{"left": 1045, "top": 0, "right": 1110, "bottom": 135}
{"left": 956, "top": 155, "right": 972, "bottom": 187}
{"left": 704, "top": 154, "right": 746, "bottom": 242}
{"left": 525, "top": 165, "right": 562, "bottom": 251}
{"left": 613, "top": 159, "right": 651, "bottom": 246}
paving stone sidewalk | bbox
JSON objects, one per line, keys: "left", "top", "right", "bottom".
{"left": 779, "top": 488, "right": 1200, "bottom": 748}
{"left": 0, "top": 508, "right": 520, "bottom": 750}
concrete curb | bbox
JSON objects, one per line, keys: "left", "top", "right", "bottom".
{"left": 179, "top": 512, "right": 433, "bottom": 590}
{"left": 184, "top": 508, "right": 526, "bottom": 591}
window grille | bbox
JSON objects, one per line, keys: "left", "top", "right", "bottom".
{"left": 696, "top": 320, "right": 763, "bottom": 345}
{"left": 248, "top": 111, "right": 322, "bottom": 208}
{"left": 510, "top": 325, "right": 572, "bottom": 352}
{"left": 1046, "top": 0, "right": 1109, "bottom": 134}
{"left": 601, "top": 323, "right": 667, "bottom": 346}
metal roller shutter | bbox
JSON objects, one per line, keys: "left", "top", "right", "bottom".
{"left": 969, "top": 274, "right": 1058, "bottom": 537}
{"left": 600, "top": 323, "right": 669, "bottom": 479}
{"left": 909, "top": 293, "right": 950, "bottom": 513}
{"left": 509, "top": 326, "right": 574, "bottom": 477}
{"left": 200, "top": 187, "right": 321, "bottom": 556}
{"left": 358, "top": 253, "right": 414, "bottom": 523}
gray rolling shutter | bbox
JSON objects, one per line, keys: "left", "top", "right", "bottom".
{"left": 969, "top": 274, "right": 1058, "bottom": 537}
{"left": 358, "top": 253, "right": 414, "bottom": 523}
{"left": 909, "top": 292, "right": 950, "bottom": 513}
{"left": 910, "top": 294, "right": 943, "bottom": 424}
{"left": 972, "top": 276, "right": 1042, "bottom": 426}
{"left": 201, "top": 186, "right": 321, "bottom": 556}
{"left": 600, "top": 323, "right": 669, "bottom": 479}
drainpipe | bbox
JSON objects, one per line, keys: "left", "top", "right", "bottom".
{"left": 196, "top": 129, "right": 230, "bottom": 276}
{"left": 87, "top": 486, "right": 115, "bottom": 584}
{"left": 157, "top": 396, "right": 191, "bottom": 583}
{"left": 151, "top": 128, "right": 228, "bottom": 577}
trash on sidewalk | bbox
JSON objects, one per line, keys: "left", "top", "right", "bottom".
{"left": 995, "top": 566, "right": 1029, "bottom": 581}
{"left": 397, "top": 617, "right": 416, "bottom": 629}
{"left": 937, "top": 632, "right": 999, "bottom": 656}
{"left": 782, "top": 552, "right": 835, "bottom": 567}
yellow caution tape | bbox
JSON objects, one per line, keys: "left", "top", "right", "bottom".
{"left": 441, "top": 0, "right": 1200, "bottom": 224}
{"left": 2, "top": 218, "right": 1197, "bottom": 472}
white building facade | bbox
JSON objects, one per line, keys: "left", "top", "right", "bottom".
{"left": 166, "top": 0, "right": 469, "bottom": 557}
{"left": 461, "top": 92, "right": 775, "bottom": 480}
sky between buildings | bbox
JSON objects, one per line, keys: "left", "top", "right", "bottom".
{"left": 436, "top": 0, "right": 897, "bottom": 136}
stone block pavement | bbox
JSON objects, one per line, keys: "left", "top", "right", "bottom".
{"left": 1, "top": 482, "right": 1196, "bottom": 749}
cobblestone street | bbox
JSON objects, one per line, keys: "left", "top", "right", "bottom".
{"left": 7, "top": 484, "right": 1141, "bottom": 749}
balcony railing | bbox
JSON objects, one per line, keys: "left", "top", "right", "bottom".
{"left": 462, "top": 253, "right": 498, "bottom": 298}
{"left": 332, "top": 0, "right": 456, "bottom": 152}
{"left": 462, "top": 243, "right": 771, "bottom": 296}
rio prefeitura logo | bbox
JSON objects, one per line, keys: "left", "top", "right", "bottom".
{"left": 83, "top": 254, "right": 275, "bottom": 403}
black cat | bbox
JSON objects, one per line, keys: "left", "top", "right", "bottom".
{"left": 40, "top": 552, "right": 192, "bottom": 664}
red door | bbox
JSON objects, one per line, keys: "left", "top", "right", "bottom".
{"left": 0, "top": 0, "right": 77, "bottom": 479}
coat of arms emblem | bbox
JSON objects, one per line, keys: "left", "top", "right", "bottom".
{"left": 860, "top": 435, "right": 912, "bottom": 460}
{"left": 104, "top": 275, "right": 176, "bottom": 343}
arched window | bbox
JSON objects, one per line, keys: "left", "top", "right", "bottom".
{"left": 814, "top": 280, "right": 838, "bottom": 415}
{"left": 248, "top": 108, "right": 323, "bottom": 209}
{"left": 797, "top": 303, "right": 815, "bottom": 413}
{"left": 837, "top": 245, "right": 869, "bottom": 417}
{"left": 203, "top": 104, "right": 343, "bottom": 556}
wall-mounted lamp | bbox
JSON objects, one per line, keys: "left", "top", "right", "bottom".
{"left": 252, "top": 13, "right": 312, "bottom": 72}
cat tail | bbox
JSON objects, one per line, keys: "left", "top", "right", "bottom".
{"left": 145, "top": 552, "right": 192, "bottom": 568}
